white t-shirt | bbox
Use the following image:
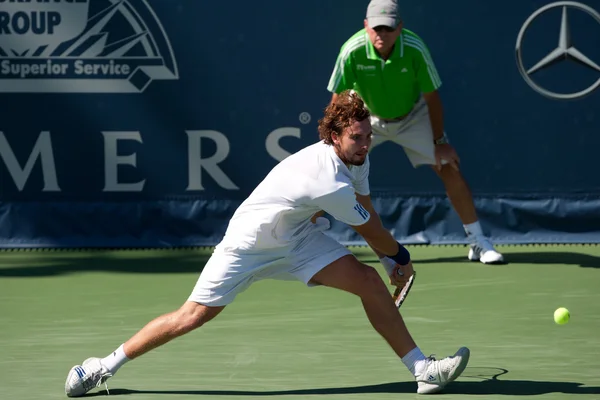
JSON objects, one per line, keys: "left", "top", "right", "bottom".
{"left": 218, "top": 141, "right": 371, "bottom": 251}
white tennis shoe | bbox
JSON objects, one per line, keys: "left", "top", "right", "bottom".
{"left": 468, "top": 235, "right": 504, "bottom": 264}
{"left": 416, "top": 347, "right": 470, "bottom": 394}
{"left": 65, "top": 357, "right": 112, "bottom": 397}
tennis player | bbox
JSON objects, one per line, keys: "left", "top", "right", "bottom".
{"left": 65, "top": 90, "right": 469, "bottom": 397}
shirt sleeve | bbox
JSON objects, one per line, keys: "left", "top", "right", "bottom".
{"left": 313, "top": 185, "right": 370, "bottom": 226}
{"left": 351, "top": 156, "right": 370, "bottom": 196}
{"left": 412, "top": 37, "right": 442, "bottom": 93}
{"left": 327, "top": 48, "right": 357, "bottom": 94}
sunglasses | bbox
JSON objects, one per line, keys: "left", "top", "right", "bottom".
{"left": 373, "top": 25, "right": 397, "bottom": 33}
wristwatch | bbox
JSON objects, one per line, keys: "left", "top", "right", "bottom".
{"left": 434, "top": 136, "right": 449, "bottom": 145}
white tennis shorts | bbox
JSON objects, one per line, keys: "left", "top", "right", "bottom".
{"left": 188, "top": 232, "right": 351, "bottom": 307}
{"left": 370, "top": 97, "right": 449, "bottom": 167}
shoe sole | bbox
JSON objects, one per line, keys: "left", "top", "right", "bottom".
{"left": 65, "top": 358, "right": 109, "bottom": 397}
{"left": 417, "top": 347, "right": 471, "bottom": 394}
{"left": 65, "top": 366, "right": 86, "bottom": 398}
{"left": 448, "top": 347, "right": 470, "bottom": 383}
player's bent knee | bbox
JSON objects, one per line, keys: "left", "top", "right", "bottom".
{"left": 356, "top": 265, "right": 387, "bottom": 297}
{"left": 175, "top": 301, "right": 225, "bottom": 333}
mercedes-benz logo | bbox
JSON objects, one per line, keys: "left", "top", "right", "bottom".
{"left": 515, "top": 1, "right": 600, "bottom": 100}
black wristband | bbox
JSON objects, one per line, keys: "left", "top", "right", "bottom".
{"left": 389, "top": 242, "right": 411, "bottom": 265}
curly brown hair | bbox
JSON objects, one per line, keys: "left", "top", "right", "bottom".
{"left": 318, "top": 90, "right": 370, "bottom": 145}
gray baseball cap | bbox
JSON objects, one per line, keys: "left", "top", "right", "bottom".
{"left": 366, "top": 0, "right": 401, "bottom": 28}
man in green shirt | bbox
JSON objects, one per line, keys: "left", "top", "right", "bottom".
{"left": 327, "top": 0, "right": 504, "bottom": 264}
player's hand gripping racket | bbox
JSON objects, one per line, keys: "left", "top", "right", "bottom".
{"left": 392, "top": 270, "right": 416, "bottom": 309}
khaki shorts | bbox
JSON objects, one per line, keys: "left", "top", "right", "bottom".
{"left": 370, "top": 97, "right": 449, "bottom": 167}
{"left": 188, "top": 232, "right": 351, "bottom": 307}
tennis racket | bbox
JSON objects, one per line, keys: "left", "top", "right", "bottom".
{"left": 392, "top": 271, "right": 416, "bottom": 309}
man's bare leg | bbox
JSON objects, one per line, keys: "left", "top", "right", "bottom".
{"left": 310, "top": 254, "right": 470, "bottom": 394}
{"left": 310, "top": 255, "right": 419, "bottom": 359}
{"left": 98, "top": 301, "right": 225, "bottom": 378}
{"left": 433, "top": 164, "right": 477, "bottom": 225}
{"left": 123, "top": 301, "right": 225, "bottom": 359}
{"left": 433, "top": 164, "right": 504, "bottom": 264}
{"left": 65, "top": 301, "right": 225, "bottom": 397}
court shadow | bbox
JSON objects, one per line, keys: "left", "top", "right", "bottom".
{"left": 82, "top": 367, "right": 600, "bottom": 397}
{"left": 85, "top": 380, "right": 600, "bottom": 397}
{"left": 413, "top": 251, "right": 600, "bottom": 269}
{"left": 0, "top": 251, "right": 211, "bottom": 277}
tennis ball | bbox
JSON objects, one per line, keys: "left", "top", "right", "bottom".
{"left": 554, "top": 307, "right": 570, "bottom": 325}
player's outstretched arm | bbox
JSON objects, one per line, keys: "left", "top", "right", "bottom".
{"left": 352, "top": 194, "right": 414, "bottom": 285}
{"left": 355, "top": 194, "right": 387, "bottom": 258}
{"left": 312, "top": 188, "right": 413, "bottom": 285}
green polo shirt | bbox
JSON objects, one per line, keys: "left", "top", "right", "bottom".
{"left": 327, "top": 28, "right": 442, "bottom": 119}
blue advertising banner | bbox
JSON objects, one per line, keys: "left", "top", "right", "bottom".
{"left": 0, "top": 0, "right": 599, "bottom": 248}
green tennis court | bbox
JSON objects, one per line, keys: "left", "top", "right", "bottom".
{"left": 1, "top": 245, "right": 599, "bottom": 399}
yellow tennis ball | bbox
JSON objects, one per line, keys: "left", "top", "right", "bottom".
{"left": 554, "top": 307, "right": 570, "bottom": 325}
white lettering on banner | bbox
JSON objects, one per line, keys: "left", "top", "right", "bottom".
{"left": 0, "top": 10, "right": 62, "bottom": 35}
{"left": 186, "top": 130, "right": 239, "bottom": 191}
{"left": 265, "top": 127, "right": 301, "bottom": 162}
{"left": 0, "top": 130, "right": 60, "bottom": 191}
{"left": 0, "top": 0, "right": 88, "bottom": 55}
{"left": 0, "top": 127, "right": 304, "bottom": 193}
{"left": 0, "top": 0, "right": 178, "bottom": 93}
{"left": 102, "top": 131, "right": 145, "bottom": 192}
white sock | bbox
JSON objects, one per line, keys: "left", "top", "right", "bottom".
{"left": 401, "top": 347, "right": 428, "bottom": 377}
{"left": 101, "top": 344, "right": 130, "bottom": 375}
{"left": 463, "top": 221, "right": 483, "bottom": 237}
